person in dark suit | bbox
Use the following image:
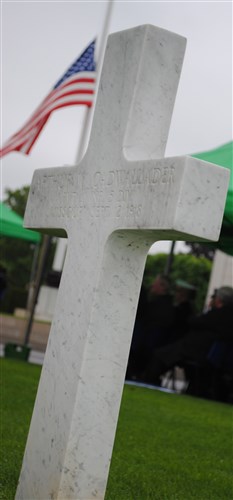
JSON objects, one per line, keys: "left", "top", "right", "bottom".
{"left": 0, "top": 265, "right": 7, "bottom": 303}
{"left": 144, "top": 286, "right": 233, "bottom": 386}
{"left": 126, "top": 274, "right": 174, "bottom": 381}
{"left": 132, "top": 274, "right": 175, "bottom": 381}
{"left": 126, "top": 284, "right": 149, "bottom": 379}
{"left": 145, "top": 274, "right": 175, "bottom": 348}
{"left": 171, "top": 279, "right": 196, "bottom": 341}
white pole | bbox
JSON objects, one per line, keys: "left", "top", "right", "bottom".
{"left": 53, "top": 0, "right": 114, "bottom": 270}
{"left": 75, "top": 107, "right": 92, "bottom": 164}
{"left": 75, "top": 0, "right": 114, "bottom": 163}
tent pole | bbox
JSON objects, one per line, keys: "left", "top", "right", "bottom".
{"left": 26, "top": 242, "right": 40, "bottom": 311}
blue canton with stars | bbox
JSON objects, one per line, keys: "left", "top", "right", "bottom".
{"left": 54, "top": 40, "right": 96, "bottom": 89}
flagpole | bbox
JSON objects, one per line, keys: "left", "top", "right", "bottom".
{"left": 54, "top": 0, "right": 114, "bottom": 271}
{"left": 54, "top": 0, "right": 114, "bottom": 268}
{"left": 75, "top": 0, "right": 114, "bottom": 163}
{"left": 53, "top": 0, "right": 115, "bottom": 271}
{"left": 23, "top": 1, "right": 115, "bottom": 347}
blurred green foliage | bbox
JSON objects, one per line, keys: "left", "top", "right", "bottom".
{"left": 143, "top": 252, "right": 212, "bottom": 312}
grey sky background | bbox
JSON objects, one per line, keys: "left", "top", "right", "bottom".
{"left": 1, "top": 1, "right": 232, "bottom": 253}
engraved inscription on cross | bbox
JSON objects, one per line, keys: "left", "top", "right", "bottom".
{"left": 17, "top": 26, "right": 229, "bottom": 500}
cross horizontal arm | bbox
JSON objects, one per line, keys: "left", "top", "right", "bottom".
{"left": 111, "top": 154, "right": 230, "bottom": 242}
{"left": 25, "top": 155, "right": 229, "bottom": 245}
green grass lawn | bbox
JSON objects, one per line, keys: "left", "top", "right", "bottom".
{"left": 1, "top": 358, "right": 232, "bottom": 500}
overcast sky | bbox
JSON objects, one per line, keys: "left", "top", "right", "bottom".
{"left": 1, "top": 1, "right": 232, "bottom": 253}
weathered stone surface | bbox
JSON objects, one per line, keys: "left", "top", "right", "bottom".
{"left": 16, "top": 25, "right": 229, "bottom": 500}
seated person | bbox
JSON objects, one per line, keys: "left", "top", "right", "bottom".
{"left": 143, "top": 286, "right": 233, "bottom": 386}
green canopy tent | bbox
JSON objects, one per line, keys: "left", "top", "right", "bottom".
{"left": 193, "top": 140, "right": 233, "bottom": 256}
{"left": 0, "top": 202, "right": 41, "bottom": 243}
{"left": 165, "top": 141, "right": 233, "bottom": 275}
{"left": 0, "top": 202, "right": 41, "bottom": 358}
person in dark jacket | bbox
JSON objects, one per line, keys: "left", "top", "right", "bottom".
{"left": 126, "top": 284, "right": 149, "bottom": 379}
{"left": 146, "top": 274, "right": 175, "bottom": 348}
{"left": 144, "top": 286, "right": 233, "bottom": 386}
{"left": 0, "top": 266, "right": 7, "bottom": 302}
{"left": 126, "top": 274, "right": 174, "bottom": 381}
{"left": 171, "top": 279, "right": 196, "bottom": 341}
{"left": 135, "top": 274, "right": 175, "bottom": 380}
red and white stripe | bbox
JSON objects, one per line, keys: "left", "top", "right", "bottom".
{"left": 0, "top": 71, "right": 96, "bottom": 157}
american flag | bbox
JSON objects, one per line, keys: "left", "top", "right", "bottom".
{"left": 0, "top": 40, "right": 96, "bottom": 158}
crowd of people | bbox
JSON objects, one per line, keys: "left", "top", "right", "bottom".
{"left": 126, "top": 274, "right": 233, "bottom": 403}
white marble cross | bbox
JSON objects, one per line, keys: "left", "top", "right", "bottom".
{"left": 16, "top": 25, "right": 229, "bottom": 500}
